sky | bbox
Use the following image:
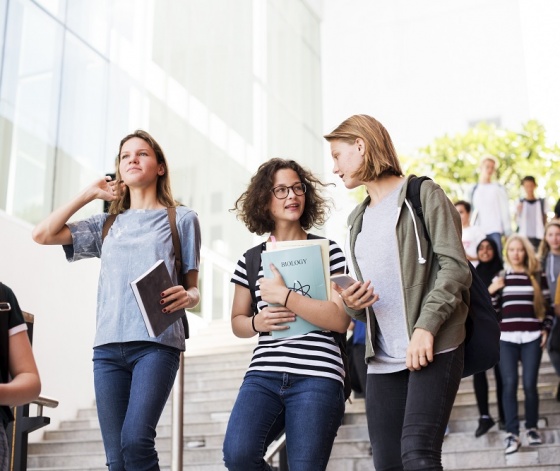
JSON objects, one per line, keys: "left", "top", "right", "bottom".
{"left": 319, "top": 0, "right": 560, "bottom": 240}
{"left": 321, "top": 0, "right": 560, "bottom": 153}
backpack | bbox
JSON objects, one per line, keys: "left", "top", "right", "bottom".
{"left": 406, "top": 176, "right": 501, "bottom": 378}
{"left": 244, "top": 235, "right": 353, "bottom": 401}
{"left": 102, "top": 207, "right": 189, "bottom": 339}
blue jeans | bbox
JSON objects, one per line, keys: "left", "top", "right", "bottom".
{"left": 222, "top": 371, "right": 345, "bottom": 471}
{"left": 366, "top": 344, "right": 464, "bottom": 471}
{"left": 499, "top": 338, "right": 543, "bottom": 435}
{"left": 93, "top": 342, "right": 180, "bottom": 471}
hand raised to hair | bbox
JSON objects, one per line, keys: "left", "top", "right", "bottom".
{"left": 86, "top": 176, "right": 123, "bottom": 202}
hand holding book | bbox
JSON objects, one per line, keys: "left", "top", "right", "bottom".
{"left": 260, "top": 244, "right": 327, "bottom": 338}
{"left": 130, "top": 260, "right": 186, "bottom": 338}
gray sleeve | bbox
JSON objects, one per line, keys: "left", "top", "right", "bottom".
{"left": 177, "top": 209, "right": 201, "bottom": 273}
{"left": 62, "top": 213, "right": 107, "bottom": 262}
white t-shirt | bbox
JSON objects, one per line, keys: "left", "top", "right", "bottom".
{"left": 472, "top": 183, "right": 511, "bottom": 235}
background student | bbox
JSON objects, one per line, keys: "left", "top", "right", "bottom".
{"left": 537, "top": 219, "right": 560, "bottom": 400}
{"left": 471, "top": 239, "right": 505, "bottom": 436}
{"left": 491, "top": 234, "right": 553, "bottom": 454}
{"left": 471, "top": 155, "right": 512, "bottom": 258}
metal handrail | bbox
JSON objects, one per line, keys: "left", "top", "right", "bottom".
{"left": 264, "top": 432, "right": 288, "bottom": 470}
{"left": 31, "top": 395, "right": 59, "bottom": 416}
{"left": 170, "top": 352, "right": 184, "bottom": 471}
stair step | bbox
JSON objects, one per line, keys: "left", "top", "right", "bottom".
{"left": 25, "top": 320, "right": 560, "bottom": 470}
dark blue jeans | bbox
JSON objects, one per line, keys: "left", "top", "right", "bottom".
{"left": 499, "top": 338, "right": 543, "bottom": 436}
{"left": 222, "top": 371, "right": 345, "bottom": 471}
{"left": 93, "top": 342, "right": 180, "bottom": 471}
{"left": 366, "top": 344, "right": 464, "bottom": 471}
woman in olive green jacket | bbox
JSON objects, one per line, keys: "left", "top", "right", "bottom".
{"left": 325, "top": 114, "right": 471, "bottom": 471}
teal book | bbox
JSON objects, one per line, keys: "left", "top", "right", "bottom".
{"left": 261, "top": 244, "right": 327, "bottom": 339}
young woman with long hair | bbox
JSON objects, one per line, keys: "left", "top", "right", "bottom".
{"left": 492, "top": 234, "right": 553, "bottom": 454}
{"left": 324, "top": 114, "right": 470, "bottom": 471}
{"left": 33, "top": 130, "right": 201, "bottom": 470}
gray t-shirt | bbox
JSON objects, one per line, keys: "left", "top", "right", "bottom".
{"left": 355, "top": 183, "right": 408, "bottom": 374}
{"left": 63, "top": 207, "right": 201, "bottom": 350}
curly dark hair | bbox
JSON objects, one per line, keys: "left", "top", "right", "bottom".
{"left": 232, "top": 158, "right": 333, "bottom": 235}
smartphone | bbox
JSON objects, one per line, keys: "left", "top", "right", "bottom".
{"left": 0, "top": 302, "right": 11, "bottom": 311}
{"left": 330, "top": 274, "right": 359, "bottom": 289}
{"left": 331, "top": 274, "right": 376, "bottom": 302}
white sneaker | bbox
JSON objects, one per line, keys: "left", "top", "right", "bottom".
{"left": 504, "top": 433, "right": 521, "bottom": 454}
{"left": 526, "top": 428, "right": 542, "bottom": 445}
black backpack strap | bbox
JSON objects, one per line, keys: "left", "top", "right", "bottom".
{"left": 406, "top": 175, "right": 431, "bottom": 225}
{"left": 245, "top": 242, "right": 266, "bottom": 315}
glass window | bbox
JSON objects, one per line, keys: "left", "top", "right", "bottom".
{"left": 55, "top": 31, "right": 108, "bottom": 209}
{"left": 66, "top": 0, "right": 110, "bottom": 56}
{"left": 0, "top": 0, "right": 63, "bottom": 221}
{"left": 34, "top": 0, "right": 66, "bottom": 21}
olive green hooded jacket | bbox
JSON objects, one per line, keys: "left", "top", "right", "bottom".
{"left": 344, "top": 176, "right": 471, "bottom": 362}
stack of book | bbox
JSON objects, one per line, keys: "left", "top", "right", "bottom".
{"left": 261, "top": 239, "right": 330, "bottom": 338}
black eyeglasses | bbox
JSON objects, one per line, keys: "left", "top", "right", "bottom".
{"left": 271, "top": 182, "right": 307, "bottom": 199}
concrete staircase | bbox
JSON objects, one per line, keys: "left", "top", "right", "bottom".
{"left": 26, "top": 321, "right": 560, "bottom": 470}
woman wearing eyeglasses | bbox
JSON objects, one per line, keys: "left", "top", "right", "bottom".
{"left": 222, "top": 158, "right": 350, "bottom": 471}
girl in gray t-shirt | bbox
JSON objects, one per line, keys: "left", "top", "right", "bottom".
{"left": 33, "top": 130, "right": 201, "bottom": 470}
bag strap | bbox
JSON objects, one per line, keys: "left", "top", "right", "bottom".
{"left": 166, "top": 207, "right": 190, "bottom": 340}
{"left": 102, "top": 214, "right": 117, "bottom": 241}
{"left": 245, "top": 242, "right": 266, "bottom": 316}
{"left": 406, "top": 175, "right": 432, "bottom": 234}
{"left": 166, "top": 207, "right": 182, "bottom": 283}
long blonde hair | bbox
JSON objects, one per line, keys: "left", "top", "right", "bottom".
{"left": 504, "top": 234, "right": 545, "bottom": 319}
{"left": 108, "top": 130, "right": 176, "bottom": 214}
{"left": 537, "top": 219, "right": 560, "bottom": 260}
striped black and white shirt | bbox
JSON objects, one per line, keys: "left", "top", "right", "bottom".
{"left": 492, "top": 270, "right": 553, "bottom": 344}
{"left": 231, "top": 238, "right": 347, "bottom": 385}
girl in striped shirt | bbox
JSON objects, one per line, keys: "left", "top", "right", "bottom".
{"left": 223, "top": 158, "right": 349, "bottom": 471}
{"left": 490, "top": 234, "right": 553, "bottom": 454}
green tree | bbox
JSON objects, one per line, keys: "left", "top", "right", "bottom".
{"left": 404, "top": 120, "right": 560, "bottom": 204}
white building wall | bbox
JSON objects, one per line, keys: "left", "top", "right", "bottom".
{"left": 0, "top": 0, "right": 326, "bottom": 435}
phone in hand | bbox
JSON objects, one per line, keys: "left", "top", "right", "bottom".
{"left": 331, "top": 274, "right": 376, "bottom": 302}
{"left": 330, "top": 274, "right": 359, "bottom": 289}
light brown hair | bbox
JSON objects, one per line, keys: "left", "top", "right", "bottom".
{"left": 324, "top": 114, "right": 403, "bottom": 182}
{"left": 109, "top": 130, "right": 176, "bottom": 214}
{"left": 537, "top": 219, "right": 560, "bottom": 260}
